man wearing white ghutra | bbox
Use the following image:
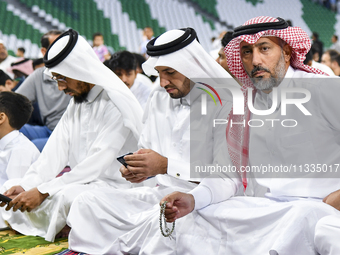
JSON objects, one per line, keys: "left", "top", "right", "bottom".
{"left": 0, "top": 29, "right": 143, "bottom": 242}
{"left": 63, "top": 27, "right": 241, "bottom": 255}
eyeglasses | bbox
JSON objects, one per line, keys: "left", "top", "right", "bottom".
{"left": 52, "top": 75, "right": 67, "bottom": 85}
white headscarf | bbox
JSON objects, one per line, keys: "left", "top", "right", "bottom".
{"left": 142, "top": 29, "right": 236, "bottom": 80}
{"left": 141, "top": 28, "right": 241, "bottom": 122}
{"left": 44, "top": 33, "right": 143, "bottom": 139}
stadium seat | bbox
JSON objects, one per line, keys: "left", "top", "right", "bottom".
{"left": 1, "top": 0, "right": 340, "bottom": 59}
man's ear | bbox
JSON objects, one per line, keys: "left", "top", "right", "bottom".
{"left": 0, "top": 112, "right": 7, "bottom": 125}
{"left": 331, "top": 61, "right": 335, "bottom": 69}
{"left": 41, "top": 47, "right": 47, "bottom": 56}
{"left": 5, "top": 80, "right": 14, "bottom": 91}
{"left": 283, "top": 44, "right": 292, "bottom": 63}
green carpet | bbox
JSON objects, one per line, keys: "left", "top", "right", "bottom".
{"left": 0, "top": 229, "right": 68, "bottom": 255}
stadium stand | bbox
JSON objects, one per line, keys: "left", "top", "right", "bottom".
{"left": 301, "top": 0, "right": 336, "bottom": 46}
{"left": 216, "top": 0, "right": 313, "bottom": 37}
{"left": 146, "top": 0, "right": 227, "bottom": 51}
{"left": 0, "top": 0, "right": 339, "bottom": 58}
{"left": 18, "top": 0, "right": 123, "bottom": 51}
{"left": 94, "top": 0, "right": 151, "bottom": 53}
{"left": 118, "top": 0, "right": 166, "bottom": 36}
{"left": 191, "top": 0, "right": 219, "bottom": 19}
{"left": 216, "top": 0, "right": 336, "bottom": 48}
{"left": 0, "top": 1, "right": 41, "bottom": 58}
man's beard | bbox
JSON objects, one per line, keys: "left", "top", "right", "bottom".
{"left": 64, "top": 82, "right": 91, "bottom": 104}
{"left": 73, "top": 91, "right": 90, "bottom": 103}
{"left": 0, "top": 53, "right": 7, "bottom": 62}
{"left": 165, "top": 85, "right": 186, "bottom": 99}
{"left": 248, "top": 53, "right": 286, "bottom": 91}
{"left": 165, "top": 78, "right": 191, "bottom": 99}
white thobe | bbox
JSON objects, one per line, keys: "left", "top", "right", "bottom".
{"left": 315, "top": 215, "right": 340, "bottom": 255}
{"left": 176, "top": 67, "right": 340, "bottom": 255}
{"left": 0, "top": 130, "right": 40, "bottom": 187}
{"left": 1, "top": 85, "right": 138, "bottom": 241}
{"left": 250, "top": 66, "right": 340, "bottom": 198}
{"left": 312, "top": 61, "right": 335, "bottom": 76}
{"left": 130, "top": 73, "right": 153, "bottom": 109}
{"left": 329, "top": 41, "right": 340, "bottom": 53}
{"left": 136, "top": 73, "right": 154, "bottom": 87}
{"left": 67, "top": 84, "right": 236, "bottom": 254}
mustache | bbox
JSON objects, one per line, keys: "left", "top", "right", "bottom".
{"left": 164, "top": 85, "right": 176, "bottom": 90}
{"left": 63, "top": 89, "right": 76, "bottom": 94}
{"left": 251, "top": 66, "right": 270, "bottom": 77}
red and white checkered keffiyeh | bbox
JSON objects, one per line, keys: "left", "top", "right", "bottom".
{"left": 224, "top": 16, "right": 326, "bottom": 190}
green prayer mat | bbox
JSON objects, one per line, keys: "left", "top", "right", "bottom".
{"left": 0, "top": 229, "right": 68, "bottom": 254}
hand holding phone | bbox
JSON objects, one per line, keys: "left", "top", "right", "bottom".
{"left": 0, "top": 194, "right": 12, "bottom": 204}
{"left": 117, "top": 151, "right": 156, "bottom": 180}
{"left": 116, "top": 152, "right": 133, "bottom": 168}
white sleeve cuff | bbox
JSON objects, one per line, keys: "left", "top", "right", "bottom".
{"left": 19, "top": 176, "right": 43, "bottom": 192}
{"left": 189, "top": 185, "right": 212, "bottom": 211}
{"left": 188, "top": 177, "right": 240, "bottom": 211}
{"left": 167, "top": 158, "right": 190, "bottom": 181}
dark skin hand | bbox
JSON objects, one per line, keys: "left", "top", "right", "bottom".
{"left": 120, "top": 148, "right": 168, "bottom": 183}
{"left": 0, "top": 186, "right": 49, "bottom": 213}
{"left": 160, "top": 191, "right": 195, "bottom": 223}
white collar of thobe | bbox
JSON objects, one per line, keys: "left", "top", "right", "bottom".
{"left": 130, "top": 78, "right": 139, "bottom": 92}
{"left": 86, "top": 85, "right": 104, "bottom": 103}
{"left": 179, "top": 83, "right": 203, "bottom": 106}
{"left": 0, "top": 130, "right": 19, "bottom": 150}
{"left": 284, "top": 65, "right": 295, "bottom": 78}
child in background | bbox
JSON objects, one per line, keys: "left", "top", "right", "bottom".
{"left": 0, "top": 70, "right": 14, "bottom": 92}
{"left": 16, "top": 48, "right": 25, "bottom": 58}
{"left": 0, "top": 91, "right": 40, "bottom": 187}
{"left": 6, "top": 58, "right": 34, "bottom": 91}
{"left": 104, "top": 51, "right": 152, "bottom": 110}
{"left": 92, "top": 32, "right": 111, "bottom": 62}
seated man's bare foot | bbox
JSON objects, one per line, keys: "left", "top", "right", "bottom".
{"left": 55, "top": 225, "right": 71, "bottom": 239}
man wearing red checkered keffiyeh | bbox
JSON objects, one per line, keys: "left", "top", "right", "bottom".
{"left": 165, "top": 16, "right": 340, "bottom": 255}
{"left": 225, "top": 16, "right": 327, "bottom": 191}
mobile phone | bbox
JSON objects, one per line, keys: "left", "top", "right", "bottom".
{"left": 0, "top": 194, "right": 11, "bottom": 204}
{"left": 116, "top": 152, "right": 133, "bottom": 167}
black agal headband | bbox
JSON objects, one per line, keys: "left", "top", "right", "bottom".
{"left": 232, "top": 17, "right": 289, "bottom": 38}
{"left": 146, "top": 27, "right": 199, "bottom": 57}
{"left": 44, "top": 29, "right": 78, "bottom": 68}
